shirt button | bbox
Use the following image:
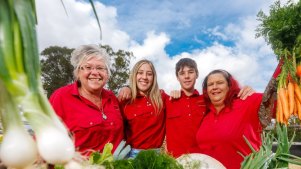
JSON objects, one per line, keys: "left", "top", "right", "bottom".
{"left": 187, "top": 105, "right": 190, "bottom": 108}
{"left": 134, "top": 114, "right": 137, "bottom": 116}
{"left": 188, "top": 114, "right": 191, "bottom": 116}
{"left": 110, "top": 122, "right": 113, "bottom": 125}
{"left": 90, "top": 122, "right": 93, "bottom": 125}
{"left": 150, "top": 112, "right": 153, "bottom": 115}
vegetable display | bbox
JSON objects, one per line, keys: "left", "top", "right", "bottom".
{"left": 242, "top": 0, "right": 301, "bottom": 168}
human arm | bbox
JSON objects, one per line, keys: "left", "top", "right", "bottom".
{"left": 237, "top": 86, "right": 255, "bottom": 100}
{"left": 258, "top": 62, "right": 282, "bottom": 128}
{"left": 169, "top": 90, "right": 181, "bottom": 100}
{"left": 117, "top": 86, "right": 132, "bottom": 102}
{"left": 169, "top": 86, "right": 255, "bottom": 100}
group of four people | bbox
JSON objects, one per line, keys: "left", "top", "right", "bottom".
{"left": 49, "top": 44, "right": 279, "bottom": 169}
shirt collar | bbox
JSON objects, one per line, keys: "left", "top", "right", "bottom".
{"left": 181, "top": 89, "right": 200, "bottom": 97}
{"left": 208, "top": 103, "right": 231, "bottom": 115}
{"left": 71, "top": 82, "right": 80, "bottom": 96}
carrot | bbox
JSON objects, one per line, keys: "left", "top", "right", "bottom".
{"left": 296, "top": 98, "right": 301, "bottom": 120}
{"left": 294, "top": 83, "right": 301, "bottom": 103}
{"left": 287, "top": 82, "right": 295, "bottom": 116}
{"left": 296, "top": 64, "right": 301, "bottom": 77}
{"left": 293, "top": 96, "right": 298, "bottom": 115}
{"left": 277, "top": 92, "right": 284, "bottom": 124}
{"left": 279, "top": 87, "right": 290, "bottom": 120}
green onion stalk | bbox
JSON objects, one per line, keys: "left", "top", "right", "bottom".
{"left": 0, "top": 0, "right": 75, "bottom": 167}
{"left": 0, "top": 80, "right": 38, "bottom": 168}
{"left": 241, "top": 124, "right": 301, "bottom": 168}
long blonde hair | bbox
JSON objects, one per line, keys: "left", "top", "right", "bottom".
{"left": 129, "top": 59, "right": 163, "bottom": 114}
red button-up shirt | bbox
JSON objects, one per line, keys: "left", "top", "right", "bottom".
{"left": 165, "top": 90, "right": 206, "bottom": 158}
{"left": 49, "top": 83, "right": 124, "bottom": 155}
{"left": 196, "top": 93, "right": 263, "bottom": 169}
{"left": 121, "top": 90, "right": 168, "bottom": 149}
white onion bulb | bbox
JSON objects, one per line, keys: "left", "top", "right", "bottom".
{"left": 0, "top": 127, "right": 38, "bottom": 168}
{"left": 36, "top": 126, "right": 75, "bottom": 164}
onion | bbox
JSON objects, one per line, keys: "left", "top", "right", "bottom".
{"left": 0, "top": 127, "right": 38, "bottom": 168}
{"left": 35, "top": 126, "right": 75, "bottom": 164}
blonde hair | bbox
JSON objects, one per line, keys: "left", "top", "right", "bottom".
{"left": 70, "top": 44, "right": 111, "bottom": 80}
{"left": 129, "top": 59, "right": 163, "bottom": 114}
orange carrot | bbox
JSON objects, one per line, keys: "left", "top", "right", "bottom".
{"left": 297, "top": 96, "right": 301, "bottom": 120}
{"left": 277, "top": 92, "right": 284, "bottom": 124}
{"left": 288, "top": 82, "right": 295, "bottom": 116}
{"left": 279, "top": 87, "right": 290, "bottom": 120}
{"left": 294, "top": 96, "right": 298, "bottom": 115}
{"left": 294, "top": 83, "right": 301, "bottom": 103}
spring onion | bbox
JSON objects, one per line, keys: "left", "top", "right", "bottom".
{"left": 0, "top": 0, "right": 75, "bottom": 166}
{"left": 0, "top": 81, "right": 38, "bottom": 168}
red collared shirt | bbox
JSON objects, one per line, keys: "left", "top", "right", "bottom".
{"left": 165, "top": 90, "right": 206, "bottom": 158}
{"left": 121, "top": 90, "right": 168, "bottom": 149}
{"left": 49, "top": 82, "right": 124, "bottom": 155}
{"left": 196, "top": 93, "right": 263, "bottom": 169}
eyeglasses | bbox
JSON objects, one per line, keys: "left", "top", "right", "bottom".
{"left": 80, "top": 65, "right": 107, "bottom": 73}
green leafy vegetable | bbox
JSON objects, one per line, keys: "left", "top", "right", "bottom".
{"left": 256, "top": 0, "right": 301, "bottom": 55}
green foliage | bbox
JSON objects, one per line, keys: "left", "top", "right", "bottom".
{"left": 89, "top": 143, "right": 114, "bottom": 165}
{"left": 276, "top": 119, "right": 301, "bottom": 142}
{"left": 40, "top": 46, "right": 74, "bottom": 97}
{"left": 133, "top": 150, "right": 183, "bottom": 169}
{"left": 255, "top": 0, "right": 301, "bottom": 56}
{"left": 54, "top": 165, "right": 64, "bottom": 169}
{"left": 40, "top": 45, "right": 133, "bottom": 97}
{"left": 241, "top": 132, "right": 275, "bottom": 169}
{"left": 110, "top": 159, "right": 135, "bottom": 169}
{"left": 241, "top": 124, "right": 301, "bottom": 169}
{"left": 101, "top": 45, "right": 134, "bottom": 95}
{"left": 104, "top": 150, "right": 183, "bottom": 169}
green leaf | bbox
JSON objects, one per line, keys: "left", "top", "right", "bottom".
{"left": 256, "top": 0, "right": 301, "bottom": 53}
{"left": 89, "top": 151, "right": 101, "bottom": 164}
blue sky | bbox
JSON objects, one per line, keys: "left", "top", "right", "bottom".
{"left": 36, "top": 0, "right": 284, "bottom": 93}
{"left": 100, "top": 0, "right": 268, "bottom": 55}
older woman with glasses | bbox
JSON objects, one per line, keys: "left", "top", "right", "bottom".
{"left": 49, "top": 44, "right": 124, "bottom": 156}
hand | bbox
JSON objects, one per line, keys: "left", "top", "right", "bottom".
{"left": 117, "top": 86, "right": 132, "bottom": 102}
{"left": 169, "top": 90, "right": 181, "bottom": 100}
{"left": 238, "top": 86, "right": 255, "bottom": 100}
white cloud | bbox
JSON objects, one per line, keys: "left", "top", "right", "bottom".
{"left": 36, "top": 0, "right": 130, "bottom": 51}
{"left": 36, "top": 0, "right": 279, "bottom": 95}
{"left": 130, "top": 31, "right": 170, "bottom": 60}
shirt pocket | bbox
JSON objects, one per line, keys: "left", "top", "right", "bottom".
{"left": 75, "top": 118, "right": 104, "bottom": 129}
{"left": 72, "top": 119, "right": 105, "bottom": 149}
{"left": 126, "top": 110, "right": 154, "bottom": 120}
{"left": 191, "top": 102, "right": 206, "bottom": 115}
{"left": 166, "top": 109, "right": 182, "bottom": 119}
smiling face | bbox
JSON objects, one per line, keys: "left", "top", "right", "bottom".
{"left": 136, "top": 63, "right": 154, "bottom": 95}
{"left": 78, "top": 57, "right": 108, "bottom": 94}
{"left": 177, "top": 66, "right": 198, "bottom": 94}
{"left": 206, "top": 73, "right": 229, "bottom": 108}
